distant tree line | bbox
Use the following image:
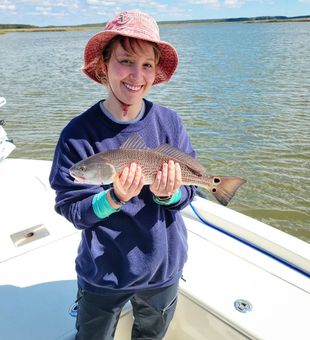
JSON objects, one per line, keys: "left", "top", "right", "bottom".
{"left": 0, "top": 24, "right": 37, "bottom": 29}
{"left": 1, "top": 16, "right": 309, "bottom": 29}
{"left": 159, "top": 15, "right": 310, "bottom": 25}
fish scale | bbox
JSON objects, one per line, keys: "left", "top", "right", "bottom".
{"left": 106, "top": 148, "right": 185, "bottom": 183}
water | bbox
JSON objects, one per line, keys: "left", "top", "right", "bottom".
{"left": 0, "top": 22, "right": 309, "bottom": 242}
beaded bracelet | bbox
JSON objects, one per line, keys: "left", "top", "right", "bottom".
{"left": 109, "top": 188, "right": 126, "bottom": 206}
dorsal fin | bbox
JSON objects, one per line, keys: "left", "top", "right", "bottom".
{"left": 155, "top": 144, "right": 205, "bottom": 175}
{"left": 120, "top": 133, "right": 148, "bottom": 150}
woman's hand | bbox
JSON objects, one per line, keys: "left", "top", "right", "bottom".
{"left": 112, "top": 162, "right": 144, "bottom": 204}
{"left": 150, "top": 160, "right": 182, "bottom": 198}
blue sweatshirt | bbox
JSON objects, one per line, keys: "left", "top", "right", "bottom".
{"left": 49, "top": 99, "right": 196, "bottom": 294}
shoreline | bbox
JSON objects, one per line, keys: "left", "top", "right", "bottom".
{"left": 0, "top": 26, "right": 101, "bottom": 35}
{"left": 160, "top": 18, "right": 310, "bottom": 26}
{"left": 0, "top": 17, "right": 309, "bottom": 35}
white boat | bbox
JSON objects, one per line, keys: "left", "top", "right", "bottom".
{"left": 1, "top": 102, "right": 309, "bottom": 339}
{"left": 0, "top": 97, "right": 16, "bottom": 161}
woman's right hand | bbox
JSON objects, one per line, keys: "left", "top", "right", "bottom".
{"left": 112, "top": 162, "right": 145, "bottom": 205}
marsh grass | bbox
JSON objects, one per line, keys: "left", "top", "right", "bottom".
{"left": 0, "top": 26, "right": 101, "bottom": 35}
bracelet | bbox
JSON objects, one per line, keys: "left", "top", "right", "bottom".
{"left": 109, "top": 188, "right": 126, "bottom": 206}
{"left": 153, "top": 189, "right": 182, "bottom": 206}
{"left": 154, "top": 195, "right": 172, "bottom": 202}
{"left": 92, "top": 191, "right": 120, "bottom": 219}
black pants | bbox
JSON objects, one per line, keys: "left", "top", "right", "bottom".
{"left": 75, "top": 282, "right": 179, "bottom": 340}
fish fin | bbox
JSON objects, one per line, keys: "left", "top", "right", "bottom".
{"left": 120, "top": 133, "right": 148, "bottom": 150}
{"left": 208, "top": 176, "right": 247, "bottom": 206}
{"left": 155, "top": 144, "right": 205, "bottom": 175}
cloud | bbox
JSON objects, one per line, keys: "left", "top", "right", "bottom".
{"left": 86, "top": 0, "right": 149, "bottom": 6}
{"left": 85, "top": 0, "right": 185, "bottom": 20}
{"left": 187, "top": 0, "right": 247, "bottom": 6}
{"left": 86, "top": 0, "right": 116, "bottom": 5}
{"left": 224, "top": 0, "right": 245, "bottom": 7}
{"left": 0, "top": 0, "right": 16, "bottom": 11}
{"left": 33, "top": 5, "right": 72, "bottom": 17}
{"left": 187, "top": 0, "right": 220, "bottom": 6}
{"left": 31, "top": 1, "right": 80, "bottom": 17}
{"left": 0, "top": 0, "right": 80, "bottom": 16}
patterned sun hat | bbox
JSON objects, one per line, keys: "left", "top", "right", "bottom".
{"left": 82, "top": 10, "right": 178, "bottom": 85}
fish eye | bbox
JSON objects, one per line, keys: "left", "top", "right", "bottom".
{"left": 78, "top": 165, "right": 87, "bottom": 172}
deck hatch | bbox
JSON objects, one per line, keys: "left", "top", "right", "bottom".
{"left": 10, "top": 224, "right": 50, "bottom": 247}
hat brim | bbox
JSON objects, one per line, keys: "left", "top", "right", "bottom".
{"left": 82, "top": 29, "right": 178, "bottom": 85}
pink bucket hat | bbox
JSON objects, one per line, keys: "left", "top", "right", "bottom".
{"left": 82, "top": 10, "right": 178, "bottom": 85}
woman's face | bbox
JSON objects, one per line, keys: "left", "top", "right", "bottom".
{"left": 105, "top": 39, "right": 156, "bottom": 108}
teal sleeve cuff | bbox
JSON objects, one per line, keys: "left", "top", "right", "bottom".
{"left": 92, "top": 190, "right": 120, "bottom": 219}
{"left": 153, "top": 189, "right": 182, "bottom": 206}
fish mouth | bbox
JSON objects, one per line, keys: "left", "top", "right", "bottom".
{"left": 74, "top": 177, "right": 85, "bottom": 183}
{"left": 70, "top": 172, "right": 85, "bottom": 183}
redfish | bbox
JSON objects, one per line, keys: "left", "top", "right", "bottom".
{"left": 69, "top": 134, "right": 246, "bottom": 206}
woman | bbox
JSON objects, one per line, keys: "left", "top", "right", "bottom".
{"left": 50, "top": 10, "right": 196, "bottom": 340}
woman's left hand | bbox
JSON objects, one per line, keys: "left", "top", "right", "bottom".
{"left": 150, "top": 160, "right": 182, "bottom": 197}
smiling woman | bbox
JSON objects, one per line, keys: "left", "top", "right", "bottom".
{"left": 48, "top": 9, "right": 197, "bottom": 340}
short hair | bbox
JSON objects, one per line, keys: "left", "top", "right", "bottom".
{"left": 94, "top": 36, "right": 161, "bottom": 85}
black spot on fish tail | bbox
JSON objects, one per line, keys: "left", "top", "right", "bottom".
{"left": 209, "top": 176, "right": 247, "bottom": 206}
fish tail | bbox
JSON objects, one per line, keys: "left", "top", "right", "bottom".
{"left": 202, "top": 176, "right": 247, "bottom": 206}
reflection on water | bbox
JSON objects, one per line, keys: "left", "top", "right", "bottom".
{"left": 0, "top": 23, "right": 309, "bottom": 242}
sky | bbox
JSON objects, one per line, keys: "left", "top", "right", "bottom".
{"left": 0, "top": 0, "right": 309, "bottom": 26}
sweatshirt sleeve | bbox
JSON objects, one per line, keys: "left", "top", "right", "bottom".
{"left": 49, "top": 132, "right": 108, "bottom": 230}
{"left": 161, "top": 113, "right": 197, "bottom": 211}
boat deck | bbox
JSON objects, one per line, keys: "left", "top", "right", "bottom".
{"left": 1, "top": 159, "right": 309, "bottom": 339}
